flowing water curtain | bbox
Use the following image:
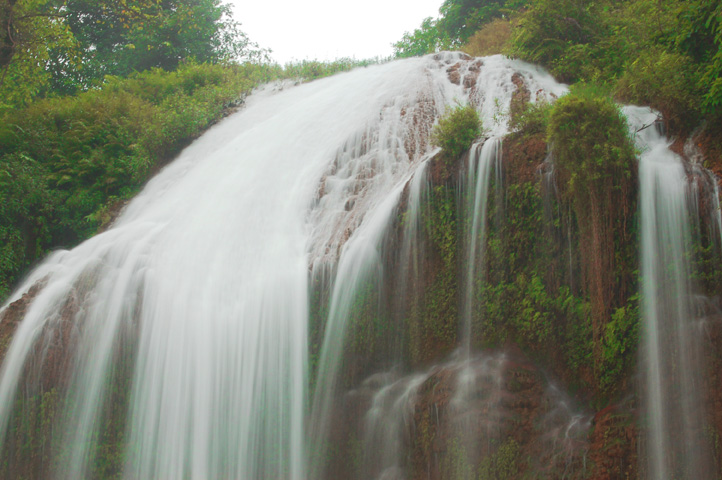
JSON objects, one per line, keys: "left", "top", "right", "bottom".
{"left": 627, "top": 105, "right": 716, "bottom": 479}
{"left": 0, "top": 56, "right": 455, "bottom": 479}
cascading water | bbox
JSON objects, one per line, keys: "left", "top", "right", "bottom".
{"left": 627, "top": 105, "right": 716, "bottom": 479}
{"left": 0, "top": 57, "right": 454, "bottom": 479}
{"left": 0, "top": 53, "right": 576, "bottom": 479}
{"left": 459, "top": 138, "right": 502, "bottom": 356}
{"left": 457, "top": 55, "right": 566, "bottom": 352}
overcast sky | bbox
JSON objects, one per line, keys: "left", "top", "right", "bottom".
{"left": 229, "top": 0, "right": 444, "bottom": 64}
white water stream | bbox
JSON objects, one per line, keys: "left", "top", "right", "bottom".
{"left": 627, "top": 105, "right": 715, "bottom": 479}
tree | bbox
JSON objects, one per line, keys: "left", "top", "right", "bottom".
{"left": 56, "top": 0, "right": 257, "bottom": 91}
{"left": 0, "top": 0, "right": 259, "bottom": 103}
{"left": 0, "top": 0, "right": 78, "bottom": 108}
{"left": 437, "top": 0, "right": 508, "bottom": 43}
{"left": 393, "top": 0, "right": 527, "bottom": 58}
{"left": 393, "top": 17, "right": 451, "bottom": 58}
{"left": 675, "top": 0, "right": 722, "bottom": 112}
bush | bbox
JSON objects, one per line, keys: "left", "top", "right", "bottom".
{"left": 431, "top": 104, "right": 482, "bottom": 160}
{"left": 614, "top": 48, "right": 703, "bottom": 131}
{"left": 0, "top": 61, "right": 274, "bottom": 302}
{"left": 508, "top": 100, "right": 552, "bottom": 137}
{"left": 280, "top": 58, "right": 382, "bottom": 81}
{"left": 547, "top": 88, "right": 635, "bottom": 190}
{"left": 462, "top": 18, "right": 512, "bottom": 57}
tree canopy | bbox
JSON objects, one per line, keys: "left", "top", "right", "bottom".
{"left": 0, "top": 0, "right": 260, "bottom": 107}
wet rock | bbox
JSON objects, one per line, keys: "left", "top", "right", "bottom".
{"left": 0, "top": 281, "right": 44, "bottom": 363}
{"left": 447, "top": 63, "right": 462, "bottom": 85}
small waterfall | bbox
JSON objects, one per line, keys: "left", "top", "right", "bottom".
{"left": 358, "top": 370, "right": 429, "bottom": 480}
{"left": 460, "top": 137, "right": 503, "bottom": 355}
{"left": 627, "top": 105, "right": 715, "bottom": 479}
{"left": 456, "top": 54, "right": 566, "bottom": 351}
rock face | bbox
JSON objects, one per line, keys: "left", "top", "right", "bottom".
{"left": 588, "top": 403, "right": 638, "bottom": 480}
{"left": 0, "top": 281, "right": 43, "bottom": 363}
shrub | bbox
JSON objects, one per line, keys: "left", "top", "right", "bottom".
{"left": 462, "top": 18, "right": 512, "bottom": 57}
{"left": 547, "top": 88, "right": 635, "bottom": 190}
{"left": 614, "top": 48, "right": 703, "bottom": 131}
{"left": 0, "top": 61, "right": 273, "bottom": 303}
{"left": 508, "top": 100, "right": 552, "bottom": 137}
{"left": 281, "top": 58, "right": 382, "bottom": 81}
{"left": 431, "top": 104, "right": 482, "bottom": 160}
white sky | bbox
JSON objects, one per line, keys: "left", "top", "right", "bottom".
{"left": 229, "top": 0, "right": 444, "bottom": 64}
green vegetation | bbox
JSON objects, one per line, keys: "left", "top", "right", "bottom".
{"left": 406, "top": 184, "right": 459, "bottom": 365}
{"left": 547, "top": 88, "right": 635, "bottom": 192}
{"left": 431, "top": 104, "right": 482, "bottom": 161}
{"left": 462, "top": 18, "right": 512, "bottom": 57}
{"left": 278, "top": 57, "right": 383, "bottom": 82}
{"left": 0, "top": 0, "right": 262, "bottom": 107}
{"left": 476, "top": 164, "right": 595, "bottom": 391}
{"left": 0, "top": 0, "right": 269, "bottom": 301}
{"left": 393, "top": 0, "right": 525, "bottom": 57}
{"left": 0, "top": 388, "right": 59, "bottom": 479}
{"left": 548, "top": 88, "right": 637, "bottom": 382}
{"left": 0, "top": 62, "right": 279, "bottom": 300}
{"left": 477, "top": 438, "right": 520, "bottom": 479}
{"left": 601, "top": 294, "right": 640, "bottom": 393}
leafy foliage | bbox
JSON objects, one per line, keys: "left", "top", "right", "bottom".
{"left": 393, "top": 17, "right": 451, "bottom": 58}
{"left": 508, "top": 100, "right": 552, "bottom": 137}
{"left": 437, "top": 0, "right": 520, "bottom": 43}
{"left": 461, "top": 18, "right": 512, "bottom": 57}
{"left": 674, "top": 0, "right": 722, "bottom": 112}
{"left": 61, "top": 0, "right": 260, "bottom": 86}
{"left": 0, "top": 61, "right": 276, "bottom": 300}
{"left": 0, "top": 0, "right": 79, "bottom": 108}
{"left": 614, "top": 48, "right": 703, "bottom": 129}
{"left": 547, "top": 89, "right": 635, "bottom": 190}
{"left": 279, "top": 57, "right": 382, "bottom": 82}
{"left": 431, "top": 104, "right": 482, "bottom": 160}
{"left": 601, "top": 294, "right": 640, "bottom": 393}
{"left": 0, "top": 0, "right": 263, "bottom": 107}
{"left": 393, "top": 0, "right": 524, "bottom": 58}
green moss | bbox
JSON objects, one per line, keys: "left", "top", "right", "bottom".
{"left": 408, "top": 184, "right": 459, "bottom": 364}
{"left": 477, "top": 438, "right": 521, "bottom": 480}
{"left": 600, "top": 293, "right": 640, "bottom": 394}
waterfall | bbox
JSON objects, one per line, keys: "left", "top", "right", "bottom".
{"left": 627, "top": 105, "right": 715, "bottom": 479}
{"left": 0, "top": 54, "right": 569, "bottom": 479}
{"left": 460, "top": 138, "right": 502, "bottom": 355}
